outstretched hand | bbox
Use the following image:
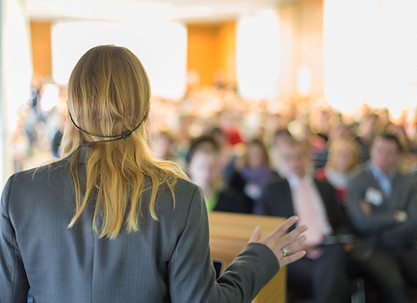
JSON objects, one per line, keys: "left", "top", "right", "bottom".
{"left": 249, "top": 216, "right": 307, "bottom": 267}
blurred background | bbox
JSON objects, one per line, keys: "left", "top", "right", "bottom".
{"left": 1, "top": 0, "right": 417, "bottom": 186}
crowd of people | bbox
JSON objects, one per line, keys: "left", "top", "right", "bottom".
{"left": 12, "top": 78, "right": 417, "bottom": 302}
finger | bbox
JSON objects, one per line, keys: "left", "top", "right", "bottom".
{"left": 267, "top": 216, "right": 299, "bottom": 241}
{"left": 279, "top": 250, "right": 306, "bottom": 267}
{"left": 279, "top": 234, "right": 307, "bottom": 256}
{"left": 276, "top": 224, "right": 308, "bottom": 249}
{"left": 249, "top": 226, "right": 262, "bottom": 243}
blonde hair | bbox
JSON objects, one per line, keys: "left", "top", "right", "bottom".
{"left": 326, "top": 138, "right": 359, "bottom": 171}
{"left": 61, "top": 45, "right": 187, "bottom": 239}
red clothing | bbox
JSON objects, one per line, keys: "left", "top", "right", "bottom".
{"left": 224, "top": 127, "right": 243, "bottom": 146}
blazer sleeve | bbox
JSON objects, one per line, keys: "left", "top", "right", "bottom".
{"left": 167, "top": 186, "right": 279, "bottom": 303}
{"left": 378, "top": 182, "right": 417, "bottom": 246}
{"left": 0, "top": 175, "right": 30, "bottom": 303}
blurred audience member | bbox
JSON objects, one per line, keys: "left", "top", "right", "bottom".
{"left": 51, "top": 129, "right": 63, "bottom": 158}
{"left": 299, "top": 122, "right": 327, "bottom": 152}
{"left": 355, "top": 113, "right": 380, "bottom": 162}
{"left": 315, "top": 138, "right": 361, "bottom": 205}
{"left": 209, "top": 126, "right": 238, "bottom": 183}
{"left": 256, "top": 138, "right": 351, "bottom": 303}
{"left": 30, "top": 75, "right": 42, "bottom": 118}
{"left": 384, "top": 123, "right": 410, "bottom": 156}
{"left": 347, "top": 133, "right": 417, "bottom": 303}
{"left": 186, "top": 136, "right": 252, "bottom": 213}
{"left": 12, "top": 111, "right": 30, "bottom": 171}
{"left": 269, "top": 128, "right": 293, "bottom": 178}
{"left": 150, "top": 131, "right": 178, "bottom": 161}
{"left": 50, "top": 95, "right": 67, "bottom": 158}
{"left": 313, "top": 122, "right": 353, "bottom": 171}
{"left": 229, "top": 139, "right": 279, "bottom": 204}
{"left": 315, "top": 109, "right": 332, "bottom": 142}
{"left": 219, "top": 112, "right": 244, "bottom": 146}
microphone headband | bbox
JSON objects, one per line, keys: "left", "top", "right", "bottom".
{"left": 69, "top": 112, "right": 145, "bottom": 145}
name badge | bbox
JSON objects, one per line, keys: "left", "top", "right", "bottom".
{"left": 364, "top": 187, "right": 383, "bottom": 206}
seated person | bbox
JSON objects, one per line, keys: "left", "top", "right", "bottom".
{"left": 315, "top": 137, "right": 361, "bottom": 206}
{"left": 269, "top": 128, "right": 293, "bottom": 178}
{"left": 255, "top": 138, "right": 351, "bottom": 303}
{"left": 228, "top": 138, "right": 279, "bottom": 205}
{"left": 347, "top": 133, "right": 417, "bottom": 303}
{"left": 187, "top": 135, "right": 252, "bottom": 213}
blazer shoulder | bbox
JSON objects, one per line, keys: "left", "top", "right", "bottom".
{"left": 10, "top": 158, "right": 70, "bottom": 184}
{"left": 161, "top": 178, "right": 202, "bottom": 212}
{"left": 348, "top": 167, "right": 373, "bottom": 185}
{"left": 172, "top": 178, "right": 200, "bottom": 198}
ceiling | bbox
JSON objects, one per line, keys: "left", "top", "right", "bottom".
{"left": 24, "top": 0, "right": 296, "bottom": 23}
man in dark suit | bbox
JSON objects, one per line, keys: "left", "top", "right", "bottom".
{"left": 255, "top": 138, "right": 351, "bottom": 303}
{"left": 347, "top": 133, "right": 417, "bottom": 303}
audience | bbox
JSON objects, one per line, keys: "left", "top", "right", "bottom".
{"left": 255, "top": 138, "right": 351, "bottom": 303}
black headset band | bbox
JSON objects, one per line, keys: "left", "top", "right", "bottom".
{"left": 69, "top": 112, "right": 145, "bottom": 144}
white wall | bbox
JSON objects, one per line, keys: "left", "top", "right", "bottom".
{"left": 0, "top": 0, "right": 4, "bottom": 186}
{"left": 236, "top": 8, "right": 280, "bottom": 100}
{"left": 324, "top": 0, "right": 417, "bottom": 118}
{"left": 0, "top": 0, "right": 33, "bottom": 186}
{"left": 51, "top": 20, "right": 187, "bottom": 100}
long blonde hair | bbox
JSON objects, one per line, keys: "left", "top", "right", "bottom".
{"left": 61, "top": 45, "right": 186, "bottom": 239}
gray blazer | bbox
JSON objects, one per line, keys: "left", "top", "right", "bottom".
{"left": 0, "top": 153, "right": 279, "bottom": 303}
{"left": 346, "top": 164, "right": 417, "bottom": 252}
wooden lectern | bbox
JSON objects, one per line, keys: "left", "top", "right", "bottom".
{"left": 208, "top": 212, "right": 286, "bottom": 303}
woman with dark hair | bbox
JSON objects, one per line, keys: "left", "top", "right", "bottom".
{"left": 0, "top": 45, "right": 307, "bottom": 303}
{"left": 229, "top": 139, "right": 279, "bottom": 209}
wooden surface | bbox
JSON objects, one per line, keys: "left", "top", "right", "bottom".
{"left": 208, "top": 212, "right": 286, "bottom": 303}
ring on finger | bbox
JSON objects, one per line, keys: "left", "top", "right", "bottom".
{"left": 281, "top": 247, "right": 288, "bottom": 257}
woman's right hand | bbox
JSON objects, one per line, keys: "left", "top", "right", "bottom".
{"left": 249, "top": 216, "right": 307, "bottom": 267}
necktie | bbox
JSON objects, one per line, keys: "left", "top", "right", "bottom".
{"left": 295, "top": 179, "right": 323, "bottom": 259}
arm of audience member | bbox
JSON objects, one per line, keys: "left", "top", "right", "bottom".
{"left": 168, "top": 186, "right": 306, "bottom": 303}
{"left": 382, "top": 186, "right": 417, "bottom": 239}
{"left": 360, "top": 199, "right": 373, "bottom": 216}
{"left": 346, "top": 177, "right": 398, "bottom": 234}
{"left": 0, "top": 176, "right": 30, "bottom": 303}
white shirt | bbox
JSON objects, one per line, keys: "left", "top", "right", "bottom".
{"left": 287, "top": 174, "right": 333, "bottom": 246}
